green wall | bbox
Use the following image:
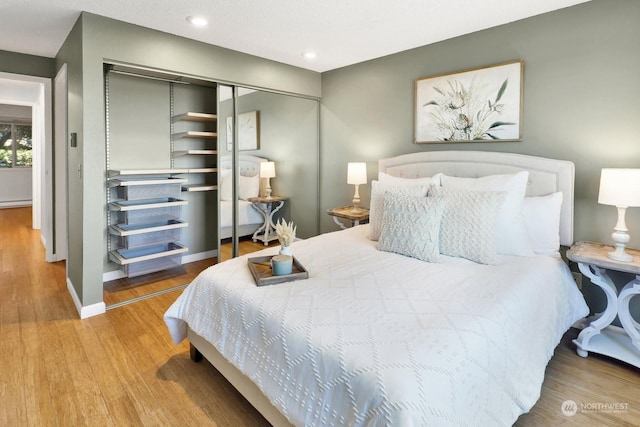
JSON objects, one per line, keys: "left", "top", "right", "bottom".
{"left": 219, "top": 89, "right": 320, "bottom": 239}
{"left": 0, "top": 50, "right": 55, "bottom": 78}
{"left": 320, "top": 0, "right": 640, "bottom": 240}
{"left": 320, "top": 0, "right": 640, "bottom": 317}
{"left": 56, "top": 12, "right": 321, "bottom": 308}
{"left": 55, "top": 18, "right": 84, "bottom": 300}
{"left": 22, "top": 0, "right": 638, "bottom": 313}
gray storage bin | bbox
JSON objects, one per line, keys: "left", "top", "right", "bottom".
{"left": 124, "top": 255, "right": 183, "bottom": 278}
{"left": 110, "top": 220, "right": 187, "bottom": 249}
{"left": 109, "top": 242, "right": 188, "bottom": 278}
{"left": 111, "top": 198, "right": 186, "bottom": 225}
{"left": 114, "top": 178, "right": 184, "bottom": 201}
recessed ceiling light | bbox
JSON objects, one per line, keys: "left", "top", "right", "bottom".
{"left": 302, "top": 51, "right": 317, "bottom": 60}
{"left": 186, "top": 16, "right": 208, "bottom": 27}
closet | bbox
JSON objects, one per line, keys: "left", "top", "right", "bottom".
{"left": 102, "top": 63, "right": 320, "bottom": 305}
{"left": 104, "top": 65, "right": 218, "bottom": 286}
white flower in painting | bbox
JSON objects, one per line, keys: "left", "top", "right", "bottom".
{"left": 423, "top": 76, "right": 515, "bottom": 141}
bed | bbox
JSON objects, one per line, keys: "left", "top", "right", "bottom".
{"left": 165, "top": 151, "right": 589, "bottom": 426}
{"left": 218, "top": 155, "right": 267, "bottom": 240}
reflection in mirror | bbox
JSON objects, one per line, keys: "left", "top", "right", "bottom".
{"left": 217, "top": 86, "right": 319, "bottom": 263}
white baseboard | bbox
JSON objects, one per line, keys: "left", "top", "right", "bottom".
{"left": 102, "top": 250, "right": 218, "bottom": 282}
{"left": 182, "top": 249, "right": 217, "bottom": 264}
{"left": 66, "top": 277, "right": 106, "bottom": 319}
{"left": 103, "top": 269, "right": 126, "bottom": 282}
{"left": 0, "top": 200, "right": 32, "bottom": 208}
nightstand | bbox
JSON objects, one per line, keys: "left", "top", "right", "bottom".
{"left": 248, "top": 196, "right": 288, "bottom": 246}
{"left": 327, "top": 206, "right": 369, "bottom": 230}
{"left": 567, "top": 241, "right": 640, "bottom": 368}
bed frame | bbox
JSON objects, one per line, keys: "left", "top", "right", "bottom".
{"left": 189, "top": 150, "right": 575, "bottom": 426}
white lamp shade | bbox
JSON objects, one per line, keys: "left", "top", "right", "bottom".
{"left": 598, "top": 168, "right": 640, "bottom": 207}
{"left": 347, "top": 162, "right": 367, "bottom": 185}
{"left": 260, "top": 161, "right": 276, "bottom": 179}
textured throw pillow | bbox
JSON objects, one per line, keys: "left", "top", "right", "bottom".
{"left": 239, "top": 174, "right": 260, "bottom": 200}
{"left": 440, "top": 171, "right": 533, "bottom": 257}
{"left": 523, "top": 192, "right": 563, "bottom": 255}
{"left": 431, "top": 186, "right": 505, "bottom": 264}
{"left": 378, "top": 171, "right": 442, "bottom": 187}
{"left": 378, "top": 192, "right": 445, "bottom": 263}
{"left": 368, "top": 180, "right": 430, "bottom": 241}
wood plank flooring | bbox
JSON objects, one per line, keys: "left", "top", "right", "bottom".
{"left": 2, "top": 206, "right": 640, "bottom": 426}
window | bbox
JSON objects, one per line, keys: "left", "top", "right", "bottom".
{"left": 0, "top": 123, "right": 32, "bottom": 168}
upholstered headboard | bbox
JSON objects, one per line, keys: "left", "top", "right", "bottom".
{"left": 219, "top": 154, "right": 269, "bottom": 196}
{"left": 378, "top": 151, "right": 575, "bottom": 246}
{"left": 219, "top": 154, "right": 267, "bottom": 176}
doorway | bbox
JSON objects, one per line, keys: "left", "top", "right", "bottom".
{"left": 0, "top": 71, "right": 60, "bottom": 262}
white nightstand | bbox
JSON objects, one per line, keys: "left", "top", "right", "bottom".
{"left": 567, "top": 241, "right": 640, "bottom": 368}
{"left": 248, "top": 196, "right": 288, "bottom": 246}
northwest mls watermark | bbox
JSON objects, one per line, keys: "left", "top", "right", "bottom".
{"left": 562, "top": 400, "right": 629, "bottom": 417}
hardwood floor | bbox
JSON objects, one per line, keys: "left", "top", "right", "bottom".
{"left": 1, "top": 206, "right": 639, "bottom": 426}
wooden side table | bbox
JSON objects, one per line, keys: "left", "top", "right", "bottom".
{"left": 567, "top": 241, "right": 640, "bottom": 368}
{"left": 327, "top": 206, "right": 369, "bottom": 230}
{"left": 248, "top": 196, "right": 288, "bottom": 246}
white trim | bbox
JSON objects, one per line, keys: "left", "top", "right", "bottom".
{"left": 103, "top": 269, "right": 126, "bottom": 282}
{"left": 66, "top": 277, "right": 106, "bottom": 319}
{"left": 182, "top": 249, "right": 217, "bottom": 264}
{"left": 0, "top": 200, "right": 32, "bottom": 208}
{"left": 54, "top": 64, "right": 68, "bottom": 261}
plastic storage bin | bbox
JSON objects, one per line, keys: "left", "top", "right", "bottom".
{"left": 109, "top": 220, "right": 188, "bottom": 249}
{"left": 112, "top": 178, "right": 186, "bottom": 201}
{"left": 110, "top": 198, "right": 187, "bottom": 225}
{"left": 109, "top": 242, "right": 188, "bottom": 278}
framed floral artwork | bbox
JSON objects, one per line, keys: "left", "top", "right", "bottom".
{"left": 226, "top": 110, "right": 260, "bottom": 151}
{"left": 415, "top": 60, "right": 523, "bottom": 143}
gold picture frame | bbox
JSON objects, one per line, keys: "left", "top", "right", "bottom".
{"left": 415, "top": 60, "right": 524, "bottom": 143}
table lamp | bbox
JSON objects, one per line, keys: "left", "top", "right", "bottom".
{"left": 347, "top": 162, "right": 367, "bottom": 213}
{"left": 598, "top": 168, "right": 640, "bottom": 262}
{"left": 260, "top": 161, "right": 276, "bottom": 199}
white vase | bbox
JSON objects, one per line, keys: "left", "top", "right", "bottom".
{"left": 279, "top": 246, "right": 292, "bottom": 256}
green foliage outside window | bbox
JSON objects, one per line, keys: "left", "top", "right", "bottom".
{"left": 0, "top": 123, "right": 32, "bottom": 168}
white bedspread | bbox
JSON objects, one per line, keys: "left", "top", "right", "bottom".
{"left": 165, "top": 225, "right": 588, "bottom": 426}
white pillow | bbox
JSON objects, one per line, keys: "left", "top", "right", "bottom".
{"left": 378, "top": 171, "right": 442, "bottom": 187}
{"left": 431, "top": 186, "right": 505, "bottom": 264}
{"left": 440, "top": 171, "right": 533, "bottom": 257}
{"left": 239, "top": 174, "right": 260, "bottom": 200}
{"left": 219, "top": 171, "right": 260, "bottom": 201}
{"left": 220, "top": 169, "right": 232, "bottom": 201}
{"left": 368, "top": 180, "right": 430, "bottom": 241}
{"left": 378, "top": 192, "right": 445, "bottom": 263}
{"left": 523, "top": 192, "right": 563, "bottom": 255}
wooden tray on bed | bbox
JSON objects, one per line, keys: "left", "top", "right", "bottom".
{"left": 247, "top": 255, "right": 309, "bottom": 286}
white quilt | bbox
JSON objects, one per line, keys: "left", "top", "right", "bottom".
{"left": 165, "top": 225, "right": 588, "bottom": 426}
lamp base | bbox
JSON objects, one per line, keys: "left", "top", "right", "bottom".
{"left": 609, "top": 227, "right": 633, "bottom": 262}
{"left": 350, "top": 205, "right": 365, "bottom": 214}
{"left": 608, "top": 245, "right": 633, "bottom": 262}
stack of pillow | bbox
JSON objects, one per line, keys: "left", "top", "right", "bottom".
{"left": 219, "top": 169, "right": 261, "bottom": 201}
{"left": 370, "top": 171, "right": 563, "bottom": 264}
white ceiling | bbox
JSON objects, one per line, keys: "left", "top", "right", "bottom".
{"left": 1, "top": 0, "right": 590, "bottom": 73}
